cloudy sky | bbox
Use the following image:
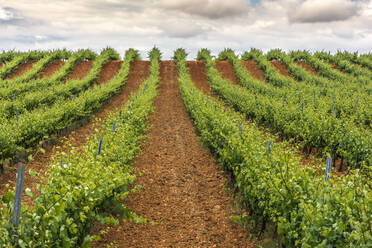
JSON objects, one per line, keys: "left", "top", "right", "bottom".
{"left": 0, "top": 0, "right": 371, "bottom": 59}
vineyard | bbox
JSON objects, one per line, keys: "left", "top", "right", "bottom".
{"left": 0, "top": 47, "right": 370, "bottom": 247}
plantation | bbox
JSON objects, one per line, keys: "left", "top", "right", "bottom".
{"left": 0, "top": 47, "right": 370, "bottom": 247}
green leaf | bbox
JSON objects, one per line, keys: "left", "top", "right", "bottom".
{"left": 25, "top": 188, "right": 34, "bottom": 199}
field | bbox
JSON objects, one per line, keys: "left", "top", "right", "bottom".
{"left": 0, "top": 47, "right": 371, "bottom": 247}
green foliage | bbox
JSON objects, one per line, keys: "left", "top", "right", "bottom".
{"left": 0, "top": 50, "right": 21, "bottom": 64}
{"left": 149, "top": 47, "right": 161, "bottom": 61}
{"left": 0, "top": 48, "right": 138, "bottom": 162}
{"left": 217, "top": 49, "right": 371, "bottom": 168}
{"left": 173, "top": 48, "right": 188, "bottom": 61}
{"left": 0, "top": 47, "right": 160, "bottom": 247}
{"left": 0, "top": 50, "right": 51, "bottom": 80}
{"left": 0, "top": 49, "right": 96, "bottom": 99}
{"left": 0, "top": 49, "right": 122, "bottom": 119}
{"left": 337, "top": 50, "right": 372, "bottom": 69}
{"left": 175, "top": 49, "right": 372, "bottom": 247}
{"left": 315, "top": 51, "right": 372, "bottom": 80}
{"left": 267, "top": 49, "right": 371, "bottom": 128}
{"left": 0, "top": 50, "right": 71, "bottom": 85}
{"left": 289, "top": 50, "right": 372, "bottom": 91}
{"left": 352, "top": 53, "right": 372, "bottom": 70}
{"left": 99, "top": 47, "right": 121, "bottom": 61}
{"left": 125, "top": 48, "right": 141, "bottom": 61}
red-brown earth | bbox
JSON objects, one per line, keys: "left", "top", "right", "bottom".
{"left": 38, "top": 61, "right": 65, "bottom": 79}
{"left": 90, "top": 61, "right": 256, "bottom": 247}
{"left": 7, "top": 61, "right": 37, "bottom": 79}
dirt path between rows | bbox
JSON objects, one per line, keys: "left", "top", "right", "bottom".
{"left": 295, "top": 61, "right": 317, "bottom": 75}
{"left": 39, "top": 61, "right": 65, "bottom": 79}
{"left": 215, "top": 61, "right": 239, "bottom": 84}
{"left": 188, "top": 61, "right": 212, "bottom": 94}
{"left": 215, "top": 61, "right": 240, "bottom": 85}
{"left": 8, "top": 61, "right": 37, "bottom": 79}
{"left": 66, "top": 61, "right": 93, "bottom": 81}
{"left": 0, "top": 61, "right": 148, "bottom": 205}
{"left": 97, "top": 60, "right": 122, "bottom": 85}
{"left": 270, "top": 61, "right": 290, "bottom": 77}
{"left": 91, "top": 61, "right": 255, "bottom": 248}
{"left": 241, "top": 61, "right": 266, "bottom": 81}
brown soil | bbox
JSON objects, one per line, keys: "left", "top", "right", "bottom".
{"left": 187, "top": 61, "right": 211, "bottom": 94}
{"left": 189, "top": 61, "right": 241, "bottom": 111}
{"left": 8, "top": 61, "right": 37, "bottom": 79}
{"left": 215, "top": 61, "right": 239, "bottom": 85}
{"left": 241, "top": 61, "right": 266, "bottom": 81}
{"left": 96, "top": 60, "right": 122, "bottom": 84}
{"left": 90, "top": 61, "right": 255, "bottom": 248}
{"left": 66, "top": 61, "right": 93, "bottom": 81}
{"left": 39, "top": 61, "right": 65, "bottom": 79}
{"left": 0, "top": 61, "right": 149, "bottom": 206}
{"left": 270, "top": 61, "right": 290, "bottom": 77}
{"left": 295, "top": 61, "right": 317, "bottom": 75}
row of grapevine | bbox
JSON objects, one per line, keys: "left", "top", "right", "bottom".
{"left": 315, "top": 51, "right": 372, "bottom": 79}
{"left": 0, "top": 51, "right": 21, "bottom": 64}
{"left": 264, "top": 49, "right": 369, "bottom": 97}
{"left": 0, "top": 49, "right": 96, "bottom": 100}
{"left": 175, "top": 48, "right": 371, "bottom": 247}
{"left": 199, "top": 49, "right": 371, "bottom": 169}
{"left": 0, "top": 49, "right": 118, "bottom": 119}
{"left": 0, "top": 50, "right": 71, "bottom": 86}
{"left": 0, "top": 48, "right": 161, "bottom": 247}
{"left": 337, "top": 51, "right": 372, "bottom": 71}
{"left": 0, "top": 48, "right": 135, "bottom": 164}
{"left": 289, "top": 50, "right": 372, "bottom": 88}
{"left": 0, "top": 51, "right": 51, "bottom": 80}
{"left": 238, "top": 49, "right": 371, "bottom": 129}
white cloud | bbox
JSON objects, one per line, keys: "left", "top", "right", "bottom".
{"left": 0, "top": 7, "right": 24, "bottom": 23}
{"left": 0, "top": 0, "right": 371, "bottom": 58}
{"left": 0, "top": 7, "right": 16, "bottom": 21}
{"left": 289, "top": 0, "right": 359, "bottom": 23}
{"left": 156, "top": 0, "right": 249, "bottom": 19}
{"left": 159, "top": 20, "right": 208, "bottom": 38}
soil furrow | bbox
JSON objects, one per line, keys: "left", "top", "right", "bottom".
{"left": 90, "top": 61, "right": 255, "bottom": 248}
{"left": 270, "top": 61, "right": 290, "bottom": 77}
{"left": 240, "top": 61, "right": 266, "bottom": 81}
{"left": 39, "top": 60, "right": 65, "bottom": 79}
{"left": 97, "top": 60, "right": 122, "bottom": 85}
{"left": 8, "top": 61, "right": 37, "bottom": 79}
{"left": 189, "top": 61, "right": 232, "bottom": 111}
{"left": 66, "top": 61, "right": 93, "bottom": 81}
{"left": 188, "top": 61, "right": 211, "bottom": 94}
{"left": 0, "top": 61, "right": 148, "bottom": 205}
{"left": 294, "top": 61, "right": 317, "bottom": 75}
{"left": 215, "top": 61, "right": 239, "bottom": 84}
